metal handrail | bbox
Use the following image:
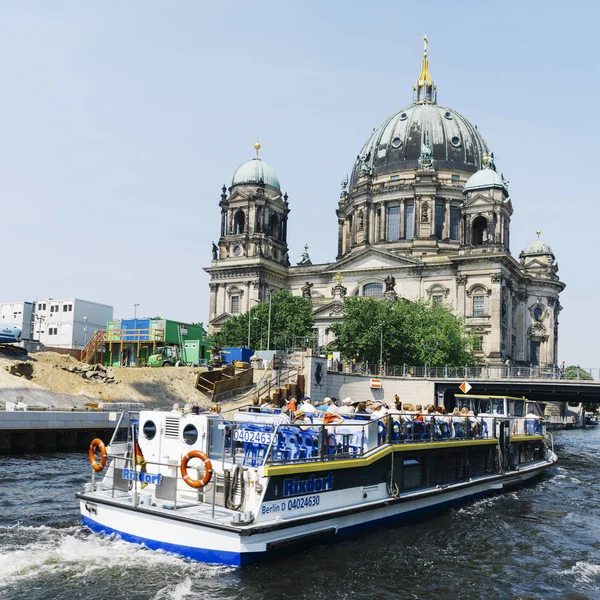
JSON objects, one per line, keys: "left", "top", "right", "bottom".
{"left": 335, "top": 362, "right": 599, "bottom": 382}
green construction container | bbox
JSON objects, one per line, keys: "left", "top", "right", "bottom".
{"left": 164, "top": 320, "right": 204, "bottom": 345}
{"left": 106, "top": 320, "right": 121, "bottom": 342}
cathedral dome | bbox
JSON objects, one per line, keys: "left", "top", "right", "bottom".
{"left": 463, "top": 159, "right": 506, "bottom": 194}
{"left": 232, "top": 143, "right": 280, "bottom": 190}
{"left": 522, "top": 233, "right": 554, "bottom": 258}
{"left": 349, "top": 44, "right": 489, "bottom": 190}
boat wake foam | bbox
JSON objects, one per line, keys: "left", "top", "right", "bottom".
{"left": 559, "top": 561, "right": 600, "bottom": 586}
{"left": 0, "top": 524, "right": 231, "bottom": 589}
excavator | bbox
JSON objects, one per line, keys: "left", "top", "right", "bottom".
{"left": 0, "top": 325, "right": 28, "bottom": 356}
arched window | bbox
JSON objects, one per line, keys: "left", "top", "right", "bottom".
{"left": 473, "top": 295, "right": 485, "bottom": 317}
{"left": 234, "top": 210, "right": 245, "bottom": 234}
{"left": 269, "top": 214, "right": 279, "bottom": 239}
{"left": 363, "top": 283, "right": 383, "bottom": 297}
{"left": 472, "top": 216, "right": 487, "bottom": 246}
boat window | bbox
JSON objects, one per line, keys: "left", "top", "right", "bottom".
{"left": 402, "top": 458, "right": 422, "bottom": 490}
{"left": 493, "top": 399, "right": 505, "bottom": 415}
{"left": 477, "top": 399, "right": 491, "bottom": 414}
{"left": 459, "top": 398, "right": 472, "bottom": 411}
{"left": 142, "top": 420, "right": 157, "bottom": 440}
{"left": 509, "top": 400, "right": 525, "bottom": 417}
{"left": 182, "top": 424, "right": 199, "bottom": 445}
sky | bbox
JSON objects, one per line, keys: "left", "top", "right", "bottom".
{"left": 1, "top": 0, "right": 598, "bottom": 365}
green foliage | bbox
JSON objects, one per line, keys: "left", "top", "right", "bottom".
{"left": 330, "top": 297, "right": 476, "bottom": 366}
{"left": 565, "top": 365, "right": 594, "bottom": 381}
{"left": 218, "top": 291, "right": 314, "bottom": 350}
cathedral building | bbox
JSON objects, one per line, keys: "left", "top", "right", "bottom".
{"left": 205, "top": 41, "right": 565, "bottom": 367}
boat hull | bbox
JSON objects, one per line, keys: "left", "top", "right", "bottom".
{"left": 79, "top": 457, "right": 553, "bottom": 566}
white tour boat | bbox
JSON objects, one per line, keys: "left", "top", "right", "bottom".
{"left": 78, "top": 395, "right": 556, "bottom": 566}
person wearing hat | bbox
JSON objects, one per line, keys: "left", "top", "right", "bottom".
{"left": 317, "top": 397, "right": 331, "bottom": 411}
{"left": 302, "top": 397, "right": 316, "bottom": 414}
{"left": 339, "top": 397, "right": 355, "bottom": 416}
{"left": 371, "top": 401, "right": 387, "bottom": 420}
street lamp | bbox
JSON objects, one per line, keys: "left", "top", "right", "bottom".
{"left": 83, "top": 316, "right": 89, "bottom": 346}
{"left": 266, "top": 290, "right": 275, "bottom": 351}
{"left": 134, "top": 304, "right": 140, "bottom": 320}
{"left": 247, "top": 299, "right": 260, "bottom": 349}
{"left": 35, "top": 313, "right": 45, "bottom": 343}
{"left": 379, "top": 322, "right": 384, "bottom": 375}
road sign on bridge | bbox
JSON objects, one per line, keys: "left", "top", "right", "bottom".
{"left": 459, "top": 381, "right": 472, "bottom": 394}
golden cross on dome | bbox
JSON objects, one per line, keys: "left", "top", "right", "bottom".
{"left": 536, "top": 230, "right": 541, "bottom": 237}
{"left": 423, "top": 34, "right": 428, "bottom": 57}
{"left": 254, "top": 139, "right": 261, "bottom": 158}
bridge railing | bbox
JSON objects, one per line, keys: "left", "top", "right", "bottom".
{"left": 332, "top": 362, "right": 599, "bottom": 382}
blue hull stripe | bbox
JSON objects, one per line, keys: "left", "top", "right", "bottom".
{"left": 81, "top": 515, "right": 257, "bottom": 566}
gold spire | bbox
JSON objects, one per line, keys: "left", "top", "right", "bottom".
{"left": 413, "top": 35, "right": 436, "bottom": 104}
{"left": 536, "top": 230, "right": 542, "bottom": 237}
{"left": 254, "top": 139, "right": 261, "bottom": 158}
{"left": 418, "top": 35, "right": 432, "bottom": 86}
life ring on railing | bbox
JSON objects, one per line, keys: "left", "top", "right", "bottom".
{"left": 180, "top": 450, "right": 213, "bottom": 489}
{"left": 89, "top": 438, "right": 107, "bottom": 472}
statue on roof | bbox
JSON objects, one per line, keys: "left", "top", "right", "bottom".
{"left": 212, "top": 241, "right": 218, "bottom": 261}
{"left": 297, "top": 244, "right": 312, "bottom": 266}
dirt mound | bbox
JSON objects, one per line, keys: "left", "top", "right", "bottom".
{"left": 0, "top": 352, "right": 212, "bottom": 410}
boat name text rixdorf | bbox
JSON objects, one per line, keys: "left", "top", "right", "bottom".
{"left": 283, "top": 473, "right": 333, "bottom": 497}
{"left": 122, "top": 468, "right": 163, "bottom": 485}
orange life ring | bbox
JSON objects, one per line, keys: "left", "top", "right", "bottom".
{"left": 180, "top": 450, "right": 213, "bottom": 489}
{"left": 89, "top": 438, "right": 107, "bottom": 472}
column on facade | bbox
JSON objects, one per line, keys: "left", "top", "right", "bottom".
{"left": 444, "top": 198, "right": 450, "bottom": 239}
{"left": 209, "top": 283, "right": 219, "bottom": 322}
{"left": 399, "top": 199, "right": 405, "bottom": 239}
{"left": 337, "top": 219, "right": 344, "bottom": 257}
{"left": 364, "top": 203, "right": 371, "bottom": 244}
{"left": 220, "top": 210, "right": 226, "bottom": 237}
{"left": 382, "top": 202, "right": 388, "bottom": 241}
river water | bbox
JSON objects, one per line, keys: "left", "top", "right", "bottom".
{"left": 1, "top": 429, "right": 600, "bottom": 600}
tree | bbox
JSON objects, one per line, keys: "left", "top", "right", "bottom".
{"left": 217, "top": 291, "right": 314, "bottom": 350}
{"left": 330, "top": 297, "right": 476, "bottom": 366}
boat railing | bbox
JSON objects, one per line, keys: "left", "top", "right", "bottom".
{"left": 207, "top": 413, "right": 547, "bottom": 468}
{"left": 93, "top": 451, "right": 225, "bottom": 516}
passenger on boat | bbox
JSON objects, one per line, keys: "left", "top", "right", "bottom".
{"left": 326, "top": 398, "right": 340, "bottom": 414}
{"left": 249, "top": 397, "right": 261, "bottom": 413}
{"left": 339, "top": 397, "right": 356, "bottom": 416}
{"left": 303, "top": 398, "right": 316, "bottom": 414}
{"left": 210, "top": 403, "right": 222, "bottom": 414}
{"left": 414, "top": 405, "right": 424, "bottom": 422}
{"left": 393, "top": 394, "right": 401, "bottom": 410}
{"left": 171, "top": 403, "right": 181, "bottom": 413}
{"left": 287, "top": 396, "right": 297, "bottom": 411}
{"left": 355, "top": 402, "right": 370, "bottom": 420}
{"left": 371, "top": 401, "right": 388, "bottom": 419}
{"left": 274, "top": 405, "right": 292, "bottom": 425}
{"left": 317, "top": 397, "right": 331, "bottom": 411}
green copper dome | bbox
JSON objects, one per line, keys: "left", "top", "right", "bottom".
{"left": 232, "top": 157, "right": 280, "bottom": 190}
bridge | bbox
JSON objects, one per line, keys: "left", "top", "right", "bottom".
{"left": 330, "top": 363, "right": 600, "bottom": 404}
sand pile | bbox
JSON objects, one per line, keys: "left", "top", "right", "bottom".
{"left": 0, "top": 351, "right": 212, "bottom": 410}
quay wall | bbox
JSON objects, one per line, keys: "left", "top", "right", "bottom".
{"left": 303, "top": 357, "right": 435, "bottom": 404}
{"left": 0, "top": 411, "right": 126, "bottom": 454}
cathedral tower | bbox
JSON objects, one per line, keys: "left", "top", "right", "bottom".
{"left": 204, "top": 143, "right": 290, "bottom": 332}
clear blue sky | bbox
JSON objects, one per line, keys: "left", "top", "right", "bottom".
{"left": 1, "top": 1, "right": 597, "bottom": 365}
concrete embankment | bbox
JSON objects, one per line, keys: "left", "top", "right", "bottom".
{"left": 0, "top": 411, "right": 129, "bottom": 454}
